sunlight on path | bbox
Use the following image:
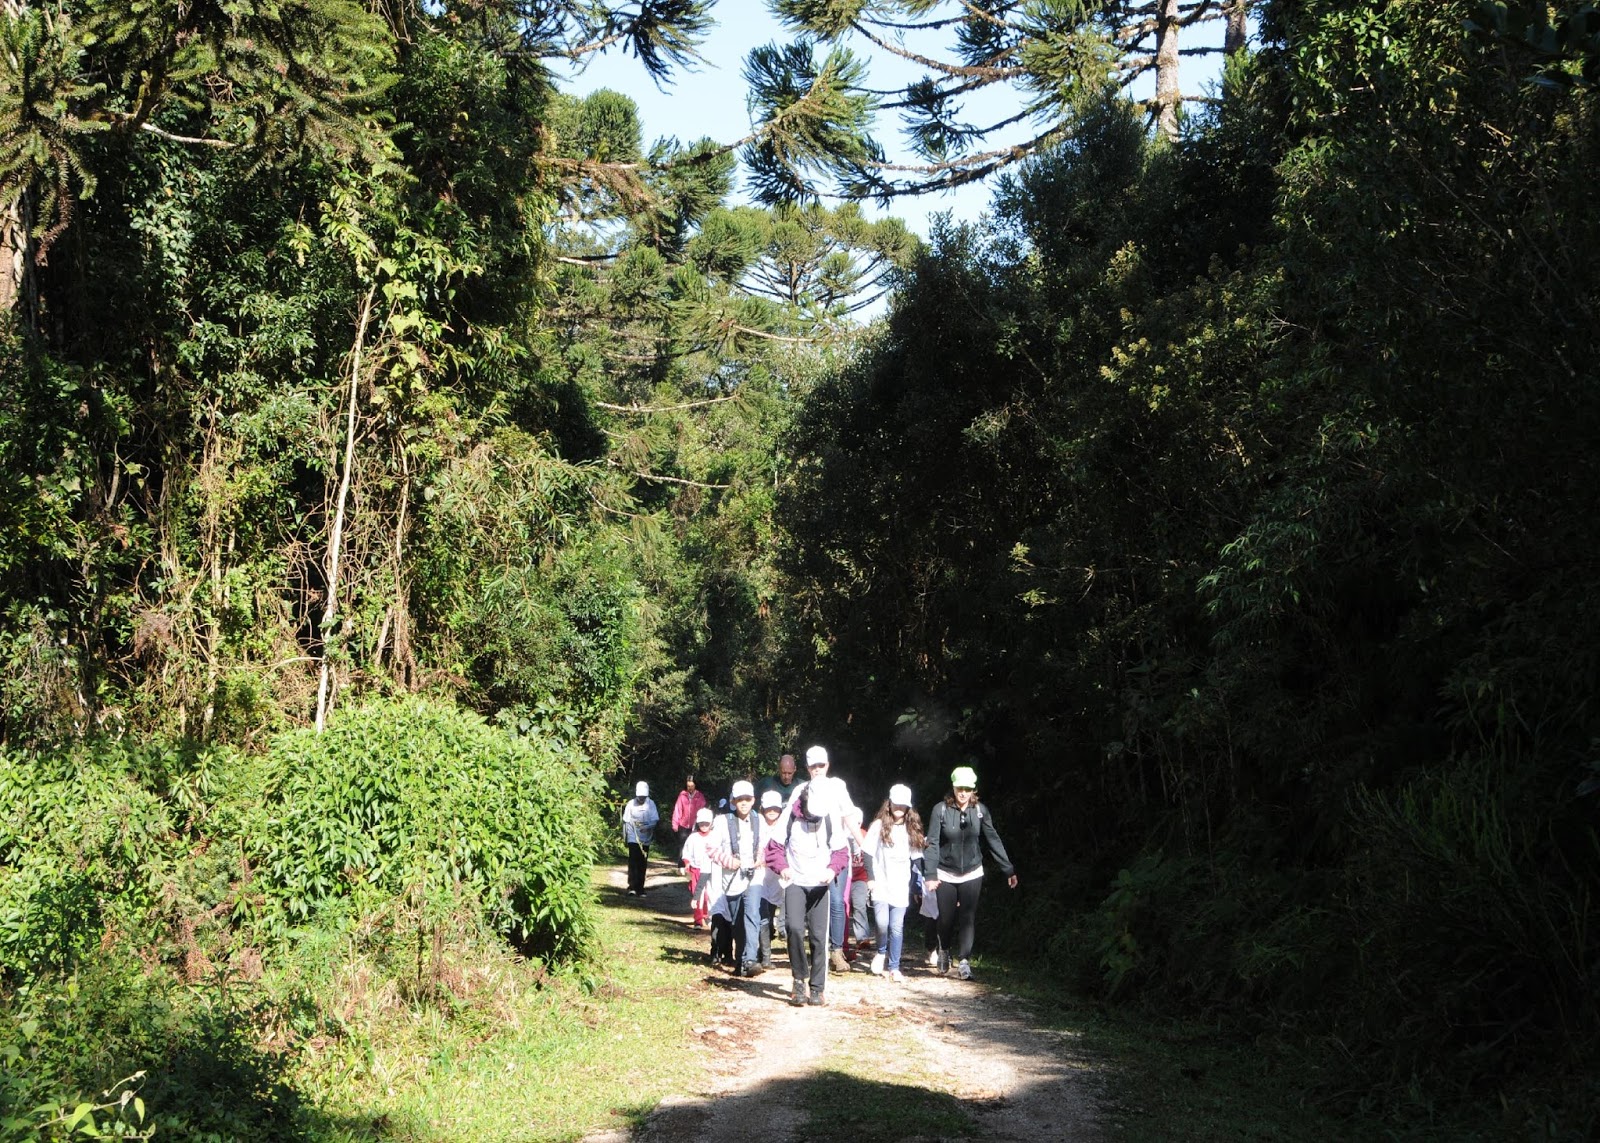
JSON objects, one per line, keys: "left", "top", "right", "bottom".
{"left": 583, "top": 861, "right": 1103, "bottom": 1143}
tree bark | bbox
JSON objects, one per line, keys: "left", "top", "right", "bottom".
{"left": 1154, "top": 0, "right": 1183, "bottom": 141}
{"left": 1226, "top": 0, "right": 1250, "bottom": 55}
{"left": 315, "top": 285, "right": 376, "bottom": 732}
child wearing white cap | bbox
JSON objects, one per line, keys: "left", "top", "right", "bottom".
{"left": 754, "top": 790, "right": 786, "bottom": 968}
{"left": 621, "top": 781, "right": 660, "bottom": 896}
{"left": 681, "top": 806, "right": 718, "bottom": 933}
{"left": 862, "top": 784, "right": 925, "bottom": 982}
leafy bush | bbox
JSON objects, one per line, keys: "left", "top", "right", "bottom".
{"left": 0, "top": 747, "right": 174, "bottom": 979}
{"left": 0, "top": 738, "right": 269, "bottom": 984}
{"left": 1, "top": 952, "right": 304, "bottom": 1142}
{"left": 253, "top": 698, "right": 604, "bottom": 962}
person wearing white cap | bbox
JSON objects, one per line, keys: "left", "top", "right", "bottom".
{"left": 754, "top": 790, "right": 786, "bottom": 968}
{"left": 621, "top": 781, "right": 660, "bottom": 896}
{"left": 708, "top": 780, "right": 770, "bottom": 975}
{"left": 764, "top": 776, "right": 849, "bottom": 1006}
{"left": 681, "top": 806, "right": 718, "bottom": 933}
{"left": 923, "top": 762, "right": 1017, "bottom": 980}
{"left": 862, "top": 784, "right": 925, "bottom": 982}
{"left": 802, "top": 744, "right": 857, "bottom": 973}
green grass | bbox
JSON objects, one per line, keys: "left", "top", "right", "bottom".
{"left": 295, "top": 862, "right": 710, "bottom": 1141}
{"left": 232, "top": 865, "right": 1542, "bottom": 1141}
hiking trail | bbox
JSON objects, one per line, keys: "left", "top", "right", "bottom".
{"left": 582, "top": 860, "right": 1104, "bottom": 1142}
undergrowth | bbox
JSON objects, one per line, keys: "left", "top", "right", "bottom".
{"left": 0, "top": 698, "right": 608, "bottom": 1141}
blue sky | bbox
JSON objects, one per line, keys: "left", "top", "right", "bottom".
{"left": 552, "top": 5, "right": 1233, "bottom": 239}
{"left": 551, "top": 6, "right": 1000, "bottom": 238}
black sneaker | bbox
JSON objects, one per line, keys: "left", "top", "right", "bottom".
{"left": 742, "top": 962, "right": 764, "bottom": 978}
{"left": 937, "top": 949, "right": 951, "bottom": 976}
{"left": 789, "top": 983, "right": 808, "bottom": 1007}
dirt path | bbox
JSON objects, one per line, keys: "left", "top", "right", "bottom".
{"left": 583, "top": 861, "right": 1104, "bottom": 1143}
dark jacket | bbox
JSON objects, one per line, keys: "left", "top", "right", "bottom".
{"left": 923, "top": 799, "right": 1014, "bottom": 879}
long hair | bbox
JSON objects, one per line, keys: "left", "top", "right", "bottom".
{"left": 942, "top": 787, "right": 981, "bottom": 810}
{"left": 873, "top": 799, "right": 925, "bottom": 850}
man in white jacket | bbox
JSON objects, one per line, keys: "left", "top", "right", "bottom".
{"left": 765, "top": 775, "right": 849, "bottom": 1007}
{"left": 800, "top": 745, "right": 857, "bottom": 972}
{"left": 620, "top": 781, "right": 659, "bottom": 896}
{"left": 708, "top": 780, "right": 771, "bottom": 976}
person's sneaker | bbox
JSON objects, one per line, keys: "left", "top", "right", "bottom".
{"left": 927, "top": 949, "right": 940, "bottom": 968}
{"left": 742, "top": 962, "right": 764, "bottom": 978}
{"left": 870, "top": 952, "right": 886, "bottom": 976}
{"left": 809, "top": 990, "right": 827, "bottom": 1007}
{"left": 889, "top": 969, "right": 906, "bottom": 983}
{"left": 957, "top": 959, "right": 972, "bottom": 980}
{"left": 790, "top": 983, "right": 808, "bottom": 1007}
{"left": 829, "top": 948, "right": 850, "bottom": 974}
{"left": 937, "top": 949, "right": 951, "bottom": 976}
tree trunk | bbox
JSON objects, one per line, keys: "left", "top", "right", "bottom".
{"left": 315, "top": 285, "right": 376, "bottom": 732}
{"left": 1154, "top": 0, "right": 1183, "bottom": 141}
{"left": 1225, "top": 0, "right": 1250, "bottom": 55}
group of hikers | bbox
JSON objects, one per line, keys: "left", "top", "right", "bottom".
{"left": 619, "top": 746, "right": 1016, "bottom": 1007}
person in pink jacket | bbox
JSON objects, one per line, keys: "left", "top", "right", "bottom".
{"left": 670, "top": 775, "right": 707, "bottom": 853}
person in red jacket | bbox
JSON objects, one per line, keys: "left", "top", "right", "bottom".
{"left": 670, "top": 775, "right": 707, "bottom": 853}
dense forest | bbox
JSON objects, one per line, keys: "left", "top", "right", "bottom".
{"left": 2, "top": 0, "right": 1597, "bottom": 1138}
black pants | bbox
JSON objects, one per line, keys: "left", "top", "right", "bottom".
{"left": 935, "top": 877, "right": 983, "bottom": 960}
{"left": 784, "top": 883, "right": 831, "bottom": 994}
{"left": 758, "top": 899, "right": 774, "bottom": 966}
{"left": 626, "top": 842, "right": 650, "bottom": 893}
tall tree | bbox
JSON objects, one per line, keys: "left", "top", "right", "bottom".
{"left": 744, "top": 0, "right": 1261, "bottom": 202}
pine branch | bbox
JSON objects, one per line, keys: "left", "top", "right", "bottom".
{"left": 849, "top": 18, "right": 1026, "bottom": 82}
{"left": 596, "top": 395, "right": 742, "bottom": 413}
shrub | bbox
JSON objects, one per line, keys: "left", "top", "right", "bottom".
{"left": 253, "top": 698, "right": 604, "bottom": 962}
{"left": 1, "top": 951, "right": 303, "bottom": 1142}
{"left": 0, "top": 745, "right": 178, "bottom": 980}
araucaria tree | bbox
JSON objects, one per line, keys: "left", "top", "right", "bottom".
{"left": 743, "top": 0, "right": 1259, "bottom": 201}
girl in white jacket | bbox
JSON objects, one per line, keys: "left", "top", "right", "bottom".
{"left": 679, "top": 807, "right": 718, "bottom": 932}
{"left": 862, "top": 783, "right": 925, "bottom": 982}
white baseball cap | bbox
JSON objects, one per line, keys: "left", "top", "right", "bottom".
{"left": 805, "top": 745, "right": 829, "bottom": 770}
{"left": 889, "top": 783, "right": 912, "bottom": 807}
{"left": 635, "top": 781, "right": 649, "bottom": 797}
{"left": 760, "top": 790, "right": 783, "bottom": 810}
{"left": 731, "top": 780, "right": 755, "bottom": 800}
{"left": 695, "top": 807, "right": 713, "bottom": 824}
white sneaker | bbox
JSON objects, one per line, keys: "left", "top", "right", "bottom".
{"left": 889, "top": 969, "right": 905, "bottom": 983}
{"left": 870, "top": 952, "right": 885, "bottom": 976}
{"left": 926, "top": 949, "right": 939, "bottom": 968}
{"left": 957, "top": 959, "right": 972, "bottom": 980}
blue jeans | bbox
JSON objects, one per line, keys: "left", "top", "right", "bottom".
{"left": 873, "top": 901, "right": 906, "bottom": 971}
{"left": 829, "top": 874, "right": 845, "bottom": 950}
{"left": 737, "top": 881, "right": 768, "bottom": 967}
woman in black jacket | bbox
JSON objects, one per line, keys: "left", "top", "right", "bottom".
{"left": 923, "top": 764, "right": 1017, "bottom": 979}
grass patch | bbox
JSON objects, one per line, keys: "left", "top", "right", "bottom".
{"left": 798, "top": 1067, "right": 978, "bottom": 1140}
{"left": 294, "top": 861, "right": 709, "bottom": 1141}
